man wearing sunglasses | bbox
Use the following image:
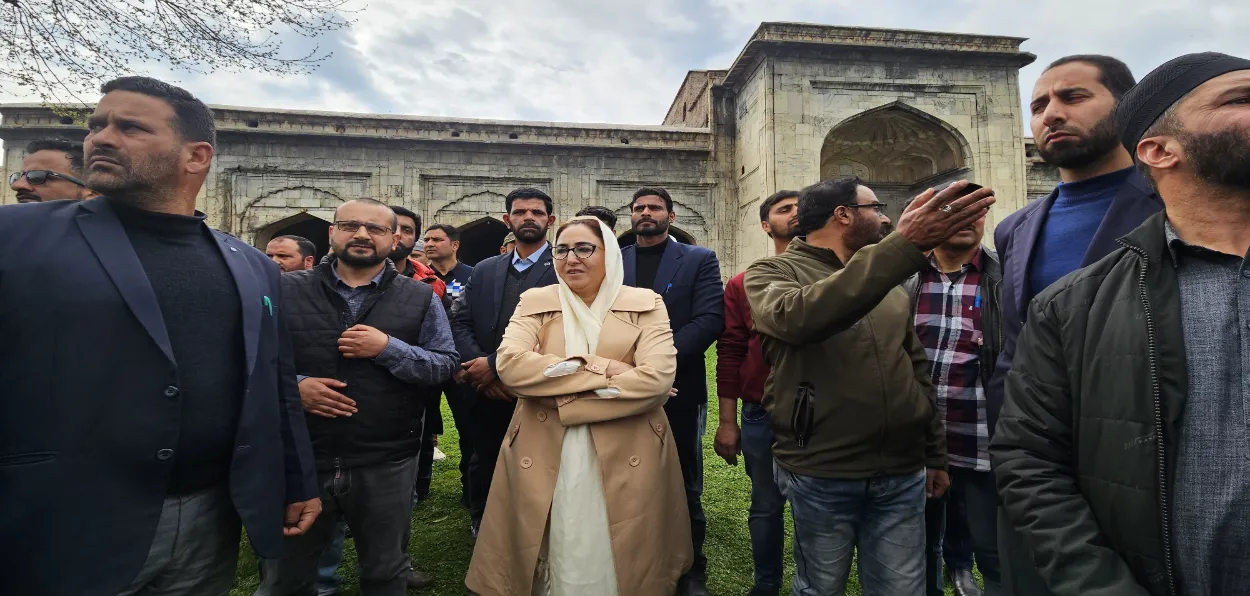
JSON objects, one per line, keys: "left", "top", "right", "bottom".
{"left": 9, "top": 138, "right": 98, "bottom": 203}
{"left": 745, "top": 177, "right": 994, "bottom": 596}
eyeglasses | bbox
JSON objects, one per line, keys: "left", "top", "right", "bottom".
{"left": 8, "top": 170, "right": 90, "bottom": 188}
{"left": 333, "top": 220, "right": 393, "bottom": 236}
{"left": 552, "top": 243, "right": 599, "bottom": 260}
{"left": 847, "top": 202, "right": 888, "bottom": 215}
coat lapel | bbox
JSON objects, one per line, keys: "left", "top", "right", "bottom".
{"left": 1008, "top": 190, "right": 1055, "bottom": 317}
{"left": 622, "top": 246, "right": 637, "bottom": 287}
{"left": 1082, "top": 172, "right": 1163, "bottom": 267}
{"left": 651, "top": 239, "right": 684, "bottom": 295}
{"left": 521, "top": 246, "right": 555, "bottom": 292}
{"left": 492, "top": 251, "right": 510, "bottom": 317}
{"left": 216, "top": 234, "right": 262, "bottom": 376}
{"left": 75, "top": 200, "right": 176, "bottom": 365}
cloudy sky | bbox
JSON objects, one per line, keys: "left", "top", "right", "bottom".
{"left": 2, "top": 0, "right": 1248, "bottom": 128}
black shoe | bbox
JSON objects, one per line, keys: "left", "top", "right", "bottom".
{"left": 950, "top": 568, "right": 983, "bottom": 596}
{"left": 677, "top": 576, "right": 710, "bottom": 596}
{"left": 470, "top": 519, "right": 481, "bottom": 541}
{"left": 407, "top": 569, "right": 434, "bottom": 590}
{"left": 747, "top": 585, "right": 780, "bottom": 596}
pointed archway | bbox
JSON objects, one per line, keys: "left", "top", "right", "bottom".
{"left": 458, "top": 217, "right": 510, "bottom": 266}
{"left": 256, "top": 213, "right": 333, "bottom": 261}
{"left": 820, "top": 102, "right": 971, "bottom": 221}
{"left": 617, "top": 226, "right": 696, "bottom": 249}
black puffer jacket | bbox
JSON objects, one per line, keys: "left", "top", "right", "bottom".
{"left": 990, "top": 213, "right": 1185, "bottom": 596}
{"left": 283, "top": 259, "right": 435, "bottom": 471}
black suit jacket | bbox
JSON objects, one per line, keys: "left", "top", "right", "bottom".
{"left": 986, "top": 170, "right": 1163, "bottom": 436}
{"left": 0, "top": 198, "right": 318, "bottom": 596}
{"left": 450, "top": 246, "right": 558, "bottom": 373}
{"left": 622, "top": 239, "right": 725, "bottom": 409}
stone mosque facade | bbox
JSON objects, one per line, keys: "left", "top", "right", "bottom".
{"left": 1, "top": 22, "right": 1058, "bottom": 274}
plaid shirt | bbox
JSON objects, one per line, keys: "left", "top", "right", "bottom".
{"left": 913, "top": 250, "right": 988, "bottom": 471}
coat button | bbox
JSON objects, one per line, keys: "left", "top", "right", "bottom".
{"left": 520, "top": 457, "right": 532, "bottom": 469}
{"left": 164, "top": 386, "right": 179, "bottom": 398}
{"left": 156, "top": 449, "right": 174, "bottom": 461}
{"left": 588, "top": 364, "right": 600, "bottom": 372}
{"left": 629, "top": 455, "right": 640, "bottom": 467}
{"left": 656, "top": 424, "right": 664, "bottom": 432}
{"left": 536, "top": 411, "right": 547, "bottom": 422}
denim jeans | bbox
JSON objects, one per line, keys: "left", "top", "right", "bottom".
{"left": 775, "top": 465, "right": 926, "bottom": 596}
{"left": 740, "top": 402, "right": 785, "bottom": 591}
{"left": 953, "top": 467, "right": 1001, "bottom": 595}
{"left": 316, "top": 523, "right": 347, "bottom": 594}
{"left": 924, "top": 479, "right": 977, "bottom": 596}
{"left": 266, "top": 456, "right": 419, "bottom": 596}
{"left": 944, "top": 482, "right": 975, "bottom": 571}
{"left": 665, "top": 401, "right": 708, "bottom": 580}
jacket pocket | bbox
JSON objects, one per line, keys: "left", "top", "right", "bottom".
{"left": 649, "top": 418, "right": 667, "bottom": 447}
{"left": 791, "top": 383, "right": 816, "bottom": 448}
{"left": 0, "top": 451, "right": 57, "bottom": 467}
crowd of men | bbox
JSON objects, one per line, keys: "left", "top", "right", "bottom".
{"left": 1, "top": 48, "right": 1248, "bottom": 596}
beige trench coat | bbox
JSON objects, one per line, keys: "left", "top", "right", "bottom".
{"left": 465, "top": 285, "right": 693, "bottom": 596}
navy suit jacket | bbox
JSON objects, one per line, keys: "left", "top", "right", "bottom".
{"left": 622, "top": 239, "right": 725, "bottom": 409}
{"left": 450, "top": 246, "right": 558, "bottom": 373}
{"left": 986, "top": 170, "right": 1163, "bottom": 435}
{"left": 0, "top": 198, "right": 318, "bottom": 596}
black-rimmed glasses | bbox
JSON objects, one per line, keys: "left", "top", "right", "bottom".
{"left": 333, "top": 220, "right": 393, "bottom": 237}
{"left": 552, "top": 243, "right": 599, "bottom": 260}
{"left": 8, "top": 170, "right": 90, "bottom": 188}
{"left": 847, "top": 202, "right": 888, "bottom": 215}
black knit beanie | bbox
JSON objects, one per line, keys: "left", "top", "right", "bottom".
{"left": 1115, "top": 52, "right": 1250, "bottom": 152}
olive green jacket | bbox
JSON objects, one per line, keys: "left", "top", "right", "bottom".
{"left": 744, "top": 233, "right": 946, "bottom": 479}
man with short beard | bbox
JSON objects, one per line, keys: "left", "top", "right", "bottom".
{"left": 901, "top": 184, "right": 1004, "bottom": 596}
{"left": 745, "top": 177, "right": 994, "bottom": 596}
{"left": 266, "top": 235, "right": 316, "bottom": 272}
{"left": 714, "top": 190, "right": 799, "bottom": 596}
{"left": 987, "top": 55, "right": 1165, "bottom": 593}
{"left": 992, "top": 52, "right": 1250, "bottom": 596}
{"left": 450, "top": 187, "right": 558, "bottom": 538}
{"left": 0, "top": 76, "right": 321, "bottom": 596}
{"left": 621, "top": 187, "right": 725, "bottom": 596}
{"left": 269, "top": 197, "right": 458, "bottom": 596}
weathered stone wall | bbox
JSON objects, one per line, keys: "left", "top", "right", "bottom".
{"left": 663, "top": 70, "right": 724, "bottom": 128}
{"left": 1024, "top": 139, "right": 1061, "bottom": 199}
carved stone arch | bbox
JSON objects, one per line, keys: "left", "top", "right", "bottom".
{"left": 456, "top": 216, "right": 511, "bottom": 266}
{"left": 611, "top": 199, "right": 708, "bottom": 243}
{"left": 820, "top": 101, "right": 973, "bottom": 221}
{"left": 245, "top": 185, "right": 347, "bottom": 211}
{"left": 253, "top": 212, "right": 334, "bottom": 259}
{"left": 434, "top": 190, "right": 508, "bottom": 222}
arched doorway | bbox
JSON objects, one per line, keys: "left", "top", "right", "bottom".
{"left": 617, "top": 226, "right": 696, "bottom": 248}
{"left": 257, "top": 213, "right": 333, "bottom": 262}
{"left": 458, "top": 217, "right": 510, "bottom": 266}
{"left": 820, "top": 102, "right": 970, "bottom": 222}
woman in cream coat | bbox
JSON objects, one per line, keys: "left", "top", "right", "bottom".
{"left": 465, "top": 216, "right": 692, "bottom": 596}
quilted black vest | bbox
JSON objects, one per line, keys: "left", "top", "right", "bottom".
{"left": 281, "top": 261, "right": 433, "bottom": 470}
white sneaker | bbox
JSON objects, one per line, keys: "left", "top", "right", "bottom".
{"left": 433, "top": 447, "right": 447, "bottom": 462}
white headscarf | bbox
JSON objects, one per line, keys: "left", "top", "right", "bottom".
{"left": 555, "top": 216, "right": 623, "bottom": 357}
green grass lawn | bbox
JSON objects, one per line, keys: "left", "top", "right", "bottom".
{"left": 231, "top": 350, "right": 973, "bottom": 595}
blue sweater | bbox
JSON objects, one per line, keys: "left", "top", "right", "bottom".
{"left": 1028, "top": 167, "right": 1134, "bottom": 300}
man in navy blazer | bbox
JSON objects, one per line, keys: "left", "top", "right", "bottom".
{"left": 450, "top": 188, "right": 559, "bottom": 537}
{"left": 988, "top": 55, "right": 1162, "bottom": 596}
{"left": 622, "top": 187, "right": 725, "bottom": 596}
{"left": 0, "top": 77, "right": 319, "bottom": 596}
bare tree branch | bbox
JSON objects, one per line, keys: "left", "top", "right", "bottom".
{"left": 0, "top": 0, "right": 354, "bottom": 105}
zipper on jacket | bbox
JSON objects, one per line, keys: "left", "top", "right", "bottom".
{"left": 1119, "top": 239, "right": 1176, "bottom": 596}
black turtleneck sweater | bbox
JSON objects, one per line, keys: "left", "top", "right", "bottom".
{"left": 635, "top": 236, "right": 670, "bottom": 291}
{"left": 110, "top": 199, "right": 245, "bottom": 495}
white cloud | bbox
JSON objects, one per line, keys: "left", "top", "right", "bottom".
{"left": 2, "top": 0, "right": 1248, "bottom": 130}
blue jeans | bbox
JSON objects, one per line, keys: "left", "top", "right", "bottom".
{"left": 924, "top": 467, "right": 1002, "bottom": 596}
{"left": 741, "top": 403, "right": 785, "bottom": 591}
{"left": 316, "top": 522, "right": 347, "bottom": 594}
{"left": 775, "top": 465, "right": 927, "bottom": 596}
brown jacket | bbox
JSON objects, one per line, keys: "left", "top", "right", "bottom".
{"left": 465, "top": 285, "right": 693, "bottom": 596}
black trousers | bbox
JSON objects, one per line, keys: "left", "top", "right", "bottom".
{"left": 468, "top": 393, "right": 518, "bottom": 522}
{"left": 665, "top": 402, "right": 708, "bottom": 579}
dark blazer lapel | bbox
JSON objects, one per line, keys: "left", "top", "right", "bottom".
{"left": 216, "top": 234, "right": 262, "bottom": 376}
{"left": 523, "top": 246, "right": 555, "bottom": 292}
{"left": 652, "top": 239, "right": 685, "bottom": 295}
{"left": 622, "top": 245, "right": 637, "bottom": 287}
{"left": 1008, "top": 190, "right": 1056, "bottom": 316}
{"left": 75, "top": 200, "right": 176, "bottom": 365}
{"left": 1082, "top": 172, "right": 1163, "bottom": 266}
{"left": 492, "top": 251, "right": 510, "bottom": 317}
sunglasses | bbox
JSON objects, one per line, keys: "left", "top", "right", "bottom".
{"left": 8, "top": 170, "right": 90, "bottom": 189}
